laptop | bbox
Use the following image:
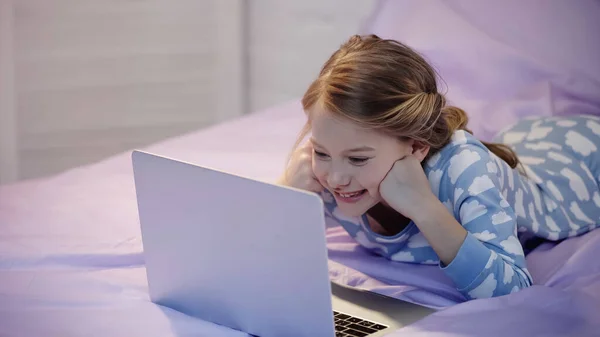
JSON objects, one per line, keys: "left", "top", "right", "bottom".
{"left": 131, "top": 150, "right": 433, "bottom": 337}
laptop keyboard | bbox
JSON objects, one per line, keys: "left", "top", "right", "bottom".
{"left": 333, "top": 311, "right": 388, "bottom": 336}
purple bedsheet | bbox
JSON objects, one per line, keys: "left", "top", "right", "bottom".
{"left": 327, "top": 226, "right": 600, "bottom": 336}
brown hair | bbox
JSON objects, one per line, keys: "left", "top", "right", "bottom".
{"left": 294, "top": 34, "right": 520, "bottom": 168}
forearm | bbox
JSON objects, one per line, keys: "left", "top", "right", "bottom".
{"left": 411, "top": 198, "right": 467, "bottom": 266}
{"left": 410, "top": 198, "right": 532, "bottom": 299}
{"left": 441, "top": 233, "right": 532, "bottom": 299}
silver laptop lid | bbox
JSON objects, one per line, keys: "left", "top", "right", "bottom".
{"left": 132, "top": 150, "right": 336, "bottom": 337}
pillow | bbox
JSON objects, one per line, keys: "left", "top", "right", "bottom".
{"left": 360, "top": 0, "right": 600, "bottom": 141}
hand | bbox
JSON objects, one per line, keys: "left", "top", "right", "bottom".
{"left": 379, "top": 155, "right": 437, "bottom": 221}
{"left": 278, "top": 142, "right": 324, "bottom": 193}
{"left": 381, "top": 155, "right": 467, "bottom": 265}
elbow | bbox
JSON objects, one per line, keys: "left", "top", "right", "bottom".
{"left": 493, "top": 278, "right": 531, "bottom": 298}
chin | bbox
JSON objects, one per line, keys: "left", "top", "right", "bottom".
{"left": 336, "top": 206, "right": 365, "bottom": 218}
{"left": 334, "top": 196, "right": 379, "bottom": 218}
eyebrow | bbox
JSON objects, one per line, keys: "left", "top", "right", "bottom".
{"left": 311, "top": 139, "right": 375, "bottom": 152}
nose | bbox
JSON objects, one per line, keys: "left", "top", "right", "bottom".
{"left": 327, "top": 167, "right": 350, "bottom": 189}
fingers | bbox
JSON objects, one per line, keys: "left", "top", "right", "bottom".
{"left": 286, "top": 143, "right": 323, "bottom": 193}
{"left": 382, "top": 155, "right": 413, "bottom": 184}
{"left": 301, "top": 141, "right": 314, "bottom": 152}
{"left": 308, "top": 167, "right": 323, "bottom": 193}
{"left": 393, "top": 155, "right": 410, "bottom": 165}
{"left": 391, "top": 154, "right": 418, "bottom": 169}
{"left": 306, "top": 176, "right": 324, "bottom": 193}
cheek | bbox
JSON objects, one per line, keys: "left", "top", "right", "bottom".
{"left": 356, "top": 165, "right": 389, "bottom": 191}
{"left": 360, "top": 163, "right": 391, "bottom": 190}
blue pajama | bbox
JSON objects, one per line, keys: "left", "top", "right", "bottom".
{"left": 322, "top": 114, "right": 600, "bottom": 300}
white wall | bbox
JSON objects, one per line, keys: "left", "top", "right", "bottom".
{"left": 0, "top": 0, "right": 375, "bottom": 183}
{"left": 248, "top": 0, "right": 374, "bottom": 112}
{"left": 0, "top": 0, "right": 18, "bottom": 184}
{"left": 13, "top": 0, "right": 246, "bottom": 180}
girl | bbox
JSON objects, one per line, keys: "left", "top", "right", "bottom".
{"left": 278, "top": 34, "right": 600, "bottom": 300}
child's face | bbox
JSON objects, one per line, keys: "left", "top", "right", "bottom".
{"left": 310, "top": 110, "right": 413, "bottom": 217}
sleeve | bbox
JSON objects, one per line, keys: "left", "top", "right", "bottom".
{"left": 436, "top": 146, "right": 533, "bottom": 300}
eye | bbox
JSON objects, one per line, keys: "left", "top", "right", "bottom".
{"left": 349, "top": 157, "right": 369, "bottom": 165}
{"left": 313, "top": 150, "right": 330, "bottom": 159}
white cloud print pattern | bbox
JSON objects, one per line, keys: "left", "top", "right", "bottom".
{"left": 468, "top": 273, "right": 497, "bottom": 299}
{"left": 473, "top": 230, "right": 497, "bottom": 242}
{"left": 469, "top": 175, "right": 495, "bottom": 196}
{"left": 460, "top": 200, "right": 488, "bottom": 225}
{"left": 448, "top": 150, "right": 481, "bottom": 184}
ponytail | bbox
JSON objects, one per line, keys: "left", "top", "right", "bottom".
{"left": 442, "top": 106, "right": 520, "bottom": 169}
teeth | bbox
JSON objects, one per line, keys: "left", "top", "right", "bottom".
{"left": 339, "top": 191, "right": 362, "bottom": 198}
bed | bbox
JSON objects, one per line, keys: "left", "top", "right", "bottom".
{"left": 2, "top": 1, "right": 600, "bottom": 336}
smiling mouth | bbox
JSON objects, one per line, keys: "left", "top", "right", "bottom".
{"left": 334, "top": 189, "right": 367, "bottom": 203}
